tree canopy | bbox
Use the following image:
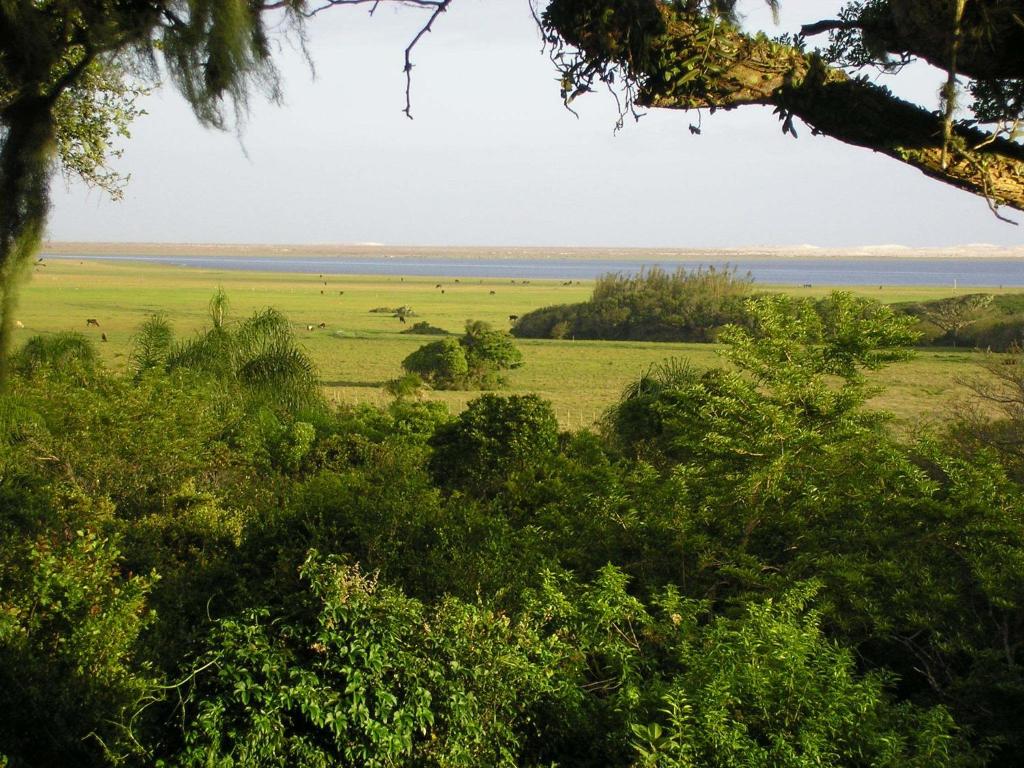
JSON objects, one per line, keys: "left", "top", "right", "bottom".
{"left": 541, "top": 0, "right": 1024, "bottom": 217}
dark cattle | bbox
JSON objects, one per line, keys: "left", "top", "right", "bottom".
{"left": 318, "top": 322, "right": 327, "bottom": 328}
{"left": 101, "top": 333, "right": 108, "bottom": 342}
{"left": 435, "top": 284, "right": 442, "bottom": 288}
{"left": 399, "top": 316, "right": 407, "bottom": 323}
{"left": 489, "top": 290, "right": 496, "bottom": 295}
{"left": 509, "top": 315, "right": 519, "bottom": 323}
{"left": 802, "top": 283, "right": 812, "bottom": 288}
{"left": 86, "top": 318, "right": 100, "bottom": 327}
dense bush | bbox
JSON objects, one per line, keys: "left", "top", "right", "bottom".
{"left": 428, "top": 393, "right": 559, "bottom": 497}
{"left": 512, "top": 265, "right": 752, "bottom": 341}
{"left": 1, "top": 292, "right": 1022, "bottom": 767}
{"left": 400, "top": 320, "right": 449, "bottom": 335}
{"left": 402, "top": 320, "right": 522, "bottom": 389}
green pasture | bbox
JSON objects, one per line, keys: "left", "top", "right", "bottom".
{"left": 15, "top": 259, "right": 1017, "bottom": 427}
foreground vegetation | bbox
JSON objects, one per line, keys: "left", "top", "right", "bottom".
{"left": 2, "top": 289, "right": 1023, "bottom": 766}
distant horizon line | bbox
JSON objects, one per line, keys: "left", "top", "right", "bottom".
{"left": 38, "top": 240, "right": 1024, "bottom": 259}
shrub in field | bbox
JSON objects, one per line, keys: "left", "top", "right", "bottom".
{"left": 401, "top": 321, "right": 448, "bottom": 335}
{"left": 513, "top": 265, "right": 752, "bottom": 342}
{"left": 897, "top": 293, "right": 1024, "bottom": 351}
{"left": 401, "top": 336, "right": 469, "bottom": 388}
{"left": 131, "top": 293, "right": 322, "bottom": 413}
{"left": 402, "top": 321, "right": 522, "bottom": 390}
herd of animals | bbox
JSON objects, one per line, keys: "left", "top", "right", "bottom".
{"left": 11, "top": 272, "right": 562, "bottom": 340}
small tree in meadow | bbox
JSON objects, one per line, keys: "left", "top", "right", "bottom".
{"left": 401, "top": 321, "right": 522, "bottom": 390}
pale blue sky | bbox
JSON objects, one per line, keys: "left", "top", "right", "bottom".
{"left": 45, "top": 0, "right": 1024, "bottom": 248}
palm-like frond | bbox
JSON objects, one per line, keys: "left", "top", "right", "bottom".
{"left": 12, "top": 332, "right": 97, "bottom": 378}
{"left": 129, "top": 313, "right": 175, "bottom": 375}
{"left": 165, "top": 294, "right": 322, "bottom": 412}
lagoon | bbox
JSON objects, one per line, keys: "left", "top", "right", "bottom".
{"left": 42, "top": 253, "right": 1024, "bottom": 287}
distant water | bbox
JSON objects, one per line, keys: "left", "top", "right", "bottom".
{"left": 42, "top": 253, "right": 1024, "bottom": 286}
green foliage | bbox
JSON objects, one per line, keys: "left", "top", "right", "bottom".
{"left": 1, "top": 291, "right": 1023, "bottom": 766}
{"left": 174, "top": 553, "right": 567, "bottom": 767}
{"left": 898, "top": 293, "right": 1024, "bottom": 351}
{"left": 402, "top": 321, "right": 522, "bottom": 390}
{"left": 50, "top": 55, "right": 150, "bottom": 198}
{"left": 129, "top": 312, "right": 174, "bottom": 375}
{"left": 514, "top": 266, "right": 752, "bottom": 342}
{"left": 429, "top": 393, "right": 559, "bottom": 497}
{"left": 461, "top": 319, "right": 524, "bottom": 387}
{"left": 400, "top": 320, "right": 449, "bottom": 335}
{"left": 607, "top": 293, "right": 916, "bottom": 465}
{"left": 0, "top": 528, "right": 156, "bottom": 767}
{"left": 949, "top": 345, "right": 1024, "bottom": 481}
{"left": 168, "top": 302, "right": 322, "bottom": 412}
{"left": 401, "top": 336, "right": 469, "bottom": 388}
{"left": 631, "top": 585, "right": 967, "bottom": 768}
{"left": 12, "top": 332, "right": 98, "bottom": 380}
{"left": 384, "top": 371, "right": 426, "bottom": 398}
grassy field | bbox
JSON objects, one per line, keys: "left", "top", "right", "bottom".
{"left": 15, "top": 259, "right": 1020, "bottom": 428}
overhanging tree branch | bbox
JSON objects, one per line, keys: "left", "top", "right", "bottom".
{"left": 544, "top": 1, "right": 1024, "bottom": 214}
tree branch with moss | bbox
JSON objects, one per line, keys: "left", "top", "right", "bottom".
{"left": 541, "top": 0, "right": 1024, "bottom": 216}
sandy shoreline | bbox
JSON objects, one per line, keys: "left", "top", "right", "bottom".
{"left": 39, "top": 241, "right": 1024, "bottom": 261}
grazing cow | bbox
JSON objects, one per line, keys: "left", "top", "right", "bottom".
{"left": 14, "top": 320, "right": 24, "bottom": 329}
{"left": 318, "top": 322, "right": 327, "bottom": 328}
{"left": 86, "top": 318, "right": 100, "bottom": 327}
{"left": 509, "top": 315, "right": 519, "bottom": 323}
{"left": 399, "top": 315, "right": 407, "bottom": 323}
{"left": 306, "top": 324, "right": 315, "bottom": 331}
{"left": 802, "top": 283, "right": 812, "bottom": 288}
{"left": 435, "top": 284, "right": 442, "bottom": 289}
{"left": 339, "top": 291, "right": 345, "bottom": 295}
{"left": 441, "top": 289, "right": 445, "bottom": 294}
{"left": 489, "top": 290, "right": 496, "bottom": 295}
{"left": 320, "top": 290, "right": 324, "bottom": 295}
{"left": 101, "top": 333, "right": 108, "bottom": 342}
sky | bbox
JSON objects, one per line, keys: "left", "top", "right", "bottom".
{"left": 45, "top": 0, "right": 1024, "bottom": 249}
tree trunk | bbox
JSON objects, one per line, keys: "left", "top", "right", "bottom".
{"left": 0, "top": 98, "right": 57, "bottom": 382}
